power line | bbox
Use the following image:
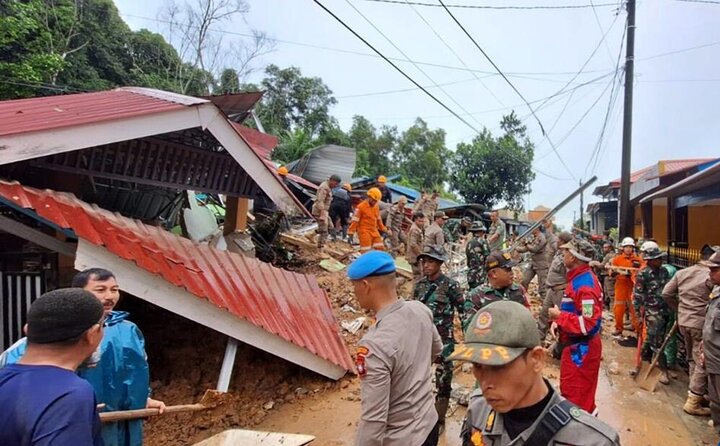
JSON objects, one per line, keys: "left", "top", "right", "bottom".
{"left": 637, "top": 39, "right": 720, "bottom": 62}
{"left": 675, "top": 0, "right": 720, "bottom": 4}
{"left": 311, "top": 0, "right": 481, "bottom": 134}
{"left": 401, "top": 0, "right": 508, "bottom": 109}
{"left": 341, "top": 0, "right": 486, "bottom": 129}
{"left": 437, "top": 0, "right": 576, "bottom": 180}
{"left": 589, "top": 0, "right": 618, "bottom": 64}
{"left": 336, "top": 75, "right": 493, "bottom": 98}
{"left": 360, "top": 0, "right": 619, "bottom": 10}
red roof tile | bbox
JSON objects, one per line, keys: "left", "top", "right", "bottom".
{"left": 0, "top": 180, "right": 353, "bottom": 373}
{"left": 0, "top": 88, "right": 205, "bottom": 137}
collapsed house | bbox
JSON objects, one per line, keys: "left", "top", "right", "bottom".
{"left": 0, "top": 87, "right": 353, "bottom": 383}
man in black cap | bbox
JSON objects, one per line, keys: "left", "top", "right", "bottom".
{"left": 0, "top": 288, "right": 105, "bottom": 445}
{"left": 464, "top": 251, "right": 529, "bottom": 330}
{"left": 413, "top": 245, "right": 466, "bottom": 432}
{"left": 452, "top": 301, "right": 620, "bottom": 445}
{"left": 349, "top": 251, "right": 442, "bottom": 446}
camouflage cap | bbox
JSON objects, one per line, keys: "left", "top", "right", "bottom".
{"left": 449, "top": 301, "right": 540, "bottom": 366}
{"left": 418, "top": 245, "right": 447, "bottom": 263}
{"left": 559, "top": 239, "right": 596, "bottom": 262}
{"left": 470, "top": 221, "right": 487, "bottom": 233}
{"left": 701, "top": 251, "right": 720, "bottom": 268}
{"left": 485, "top": 251, "right": 515, "bottom": 270}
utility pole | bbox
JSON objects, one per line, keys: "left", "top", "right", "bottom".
{"left": 579, "top": 179, "right": 584, "bottom": 231}
{"left": 619, "top": 0, "right": 636, "bottom": 238}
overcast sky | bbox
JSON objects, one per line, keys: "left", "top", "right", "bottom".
{"left": 116, "top": 0, "right": 720, "bottom": 229}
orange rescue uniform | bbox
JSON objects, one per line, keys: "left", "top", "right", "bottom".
{"left": 348, "top": 200, "right": 387, "bottom": 252}
{"left": 611, "top": 252, "right": 642, "bottom": 333}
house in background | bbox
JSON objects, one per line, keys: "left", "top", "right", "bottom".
{"left": 640, "top": 160, "right": 720, "bottom": 266}
{"left": 587, "top": 158, "right": 718, "bottom": 245}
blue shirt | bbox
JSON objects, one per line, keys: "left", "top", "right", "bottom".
{"left": 0, "top": 364, "right": 104, "bottom": 446}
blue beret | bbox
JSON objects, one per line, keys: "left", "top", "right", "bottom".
{"left": 347, "top": 251, "right": 396, "bottom": 280}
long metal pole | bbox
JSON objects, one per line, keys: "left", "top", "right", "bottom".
{"left": 579, "top": 179, "right": 584, "bottom": 231}
{"left": 619, "top": 0, "right": 636, "bottom": 238}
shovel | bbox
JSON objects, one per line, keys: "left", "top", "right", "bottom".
{"left": 99, "top": 389, "right": 222, "bottom": 423}
{"left": 636, "top": 321, "right": 678, "bottom": 392}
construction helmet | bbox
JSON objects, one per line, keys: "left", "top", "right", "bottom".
{"left": 621, "top": 237, "right": 635, "bottom": 247}
{"left": 277, "top": 166, "right": 289, "bottom": 176}
{"left": 378, "top": 175, "right": 387, "bottom": 183}
{"left": 342, "top": 183, "right": 352, "bottom": 191}
{"left": 640, "top": 240, "right": 659, "bottom": 252}
{"left": 367, "top": 187, "right": 382, "bottom": 201}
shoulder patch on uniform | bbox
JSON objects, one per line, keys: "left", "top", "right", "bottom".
{"left": 355, "top": 346, "right": 369, "bottom": 377}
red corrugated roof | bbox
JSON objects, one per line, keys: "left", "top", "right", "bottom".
{"left": 232, "top": 123, "right": 278, "bottom": 160}
{"left": 0, "top": 180, "right": 353, "bottom": 373}
{"left": 608, "top": 158, "right": 717, "bottom": 186}
{"left": 0, "top": 88, "right": 201, "bottom": 137}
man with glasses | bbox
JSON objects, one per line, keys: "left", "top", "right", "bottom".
{"left": 1, "top": 268, "right": 165, "bottom": 446}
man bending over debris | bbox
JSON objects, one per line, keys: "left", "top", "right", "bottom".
{"left": 1, "top": 268, "right": 165, "bottom": 446}
{"left": 349, "top": 251, "right": 442, "bottom": 446}
{"left": 452, "top": 301, "right": 620, "bottom": 446}
{"left": 0, "top": 288, "right": 106, "bottom": 446}
{"left": 349, "top": 187, "right": 388, "bottom": 253}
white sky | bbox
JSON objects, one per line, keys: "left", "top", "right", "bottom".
{"left": 116, "top": 0, "right": 720, "bottom": 230}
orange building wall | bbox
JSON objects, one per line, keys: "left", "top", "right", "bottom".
{"left": 652, "top": 204, "right": 668, "bottom": 247}
{"left": 633, "top": 205, "right": 643, "bottom": 239}
{"left": 689, "top": 205, "right": 720, "bottom": 249}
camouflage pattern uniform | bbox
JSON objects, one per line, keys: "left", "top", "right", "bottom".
{"left": 414, "top": 274, "right": 465, "bottom": 398}
{"left": 463, "top": 284, "right": 528, "bottom": 330}
{"left": 406, "top": 222, "right": 425, "bottom": 282}
{"left": 634, "top": 263, "right": 676, "bottom": 367}
{"left": 385, "top": 204, "right": 408, "bottom": 257}
{"left": 466, "top": 236, "right": 491, "bottom": 290}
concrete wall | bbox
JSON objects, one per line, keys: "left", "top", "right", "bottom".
{"left": 689, "top": 205, "right": 720, "bottom": 248}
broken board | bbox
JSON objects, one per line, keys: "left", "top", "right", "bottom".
{"left": 394, "top": 256, "right": 413, "bottom": 280}
{"left": 193, "top": 429, "right": 314, "bottom": 446}
{"left": 319, "top": 258, "right": 346, "bottom": 273}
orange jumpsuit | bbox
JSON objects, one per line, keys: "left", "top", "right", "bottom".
{"left": 348, "top": 200, "right": 387, "bottom": 252}
{"left": 611, "top": 253, "right": 642, "bottom": 333}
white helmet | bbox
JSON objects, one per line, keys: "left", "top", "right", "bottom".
{"left": 640, "top": 241, "right": 659, "bottom": 252}
{"left": 621, "top": 237, "right": 635, "bottom": 247}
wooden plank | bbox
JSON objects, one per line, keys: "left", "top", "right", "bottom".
{"left": 224, "top": 196, "right": 249, "bottom": 235}
{"left": 216, "top": 338, "right": 238, "bottom": 392}
{"left": 0, "top": 215, "right": 76, "bottom": 257}
{"left": 281, "top": 233, "right": 316, "bottom": 250}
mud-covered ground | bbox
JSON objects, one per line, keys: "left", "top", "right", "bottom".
{"left": 124, "top": 240, "right": 716, "bottom": 445}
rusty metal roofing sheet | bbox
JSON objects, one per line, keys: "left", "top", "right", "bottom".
{"left": 0, "top": 180, "right": 354, "bottom": 373}
{"left": 202, "top": 92, "right": 264, "bottom": 119}
{"left": 232, "top": 123, "right": 278, "bottom": 160}
{"left": 0, "top": 88, "right": 204, "bottom": 137}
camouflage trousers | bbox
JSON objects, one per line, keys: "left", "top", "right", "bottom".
{"left": 436, "top": 339, "right": 455, "bottom": 398}
{"left": 467, "top": 268, "right": 487, "bottom": 291}
{"left": 388, "top": 229, "right": 406, "bottom": 257}
{"left": 641, "top": 309, "right": 672, "bottom": 368}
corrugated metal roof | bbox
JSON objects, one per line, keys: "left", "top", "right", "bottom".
{"left": 0, "top": 87, "right": 205, "bottom": 137}
{"left": 232, "top": 123, "right": 278, "bottom": 160}
{"left": 287, "top": 145, "right": 356, "bottom": 184}
{"left": 386, "top": 183, "right": 459, "bottom": 209}
{"left": 0, "top": 180, "right": 353, "bottom": 373}
{"left": 608, "top": 158, "right": 717, "bottom": 186}
{"left": 201, "top": 92, "right": 264, "bottom": 120}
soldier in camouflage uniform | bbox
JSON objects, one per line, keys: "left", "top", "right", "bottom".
{"left": 466, "top": 221, "right": 491, "bottom": 291}
{"left": 443, "top": 216, "right": 472, "bottom": 246}
{"left": 463, "top": 251, "right": 529, "bottom": 330}
{"left": 413, "top": 245, "right": 465, "bottom": 432}
{"left": 633, "top": 245, "right": 676, "bottom": 384}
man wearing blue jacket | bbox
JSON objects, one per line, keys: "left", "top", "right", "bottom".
{"left": 0, "top": 268, "right": 165, "bottom": 446}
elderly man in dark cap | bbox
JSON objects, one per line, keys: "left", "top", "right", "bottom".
{"left": 0, "top": 288, "right": 105, "bottom": 445}
{"left": 349, "top": 251, "right": 442, "bottom": 446}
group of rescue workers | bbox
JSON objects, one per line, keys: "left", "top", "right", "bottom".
{"left": 331, "top": 175, "right": 720, "bottom": 445}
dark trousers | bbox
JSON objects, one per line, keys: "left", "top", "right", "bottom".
{"left": 420, "top": 423, "right": 440, "bottom": 446}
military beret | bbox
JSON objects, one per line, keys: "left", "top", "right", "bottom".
{"left": 347, "top": 251, "right": 396, "bottom": 280}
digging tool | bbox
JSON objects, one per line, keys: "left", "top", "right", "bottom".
{"left": 99, "top": 389, "right": 221, "bottom": 423}
{"left": 636, "top": 321, "right": 678, "bottom": 392}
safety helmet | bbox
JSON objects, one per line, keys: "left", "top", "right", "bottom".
{"left": 620, "top": 237, "right": 635, "bottom": 247}
{"left": 277, "top": 166, "right": 289, "bottom": 176}
{"left": 367, "top": 187, "right": 382, "bottom": 201}
{"left": 342, "top": 183, "right": 352, "bottom": 191}
{"left": 378, "top": 175, "right": 387, "bottom": 183}
{"left": 640, "top": 241, "right": 659, "bottom": 252}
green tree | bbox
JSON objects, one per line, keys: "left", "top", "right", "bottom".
{"left": 394, "top": 118, "right": 449, "bottom": 190}
{"left": 450, "top": 112, "right": 536, "bottom": 209}
{"left": 346, "top": 115, "right": 395, "bottom": 178}
{"left": 218, "top": 68, "right": 240, "bottom": 94}
{"left": 254, "top": 65, "right": 338, "bottom": 137}
{"left": 272, "top": 128, "right": 316, "bottom": 164}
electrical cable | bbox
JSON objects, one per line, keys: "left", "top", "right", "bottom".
{"left": 336, "top": 75, "right": 494, "bottom": 98}
{"left": 401, "top": 0, "right": 508, "bottom": 109}
{"left": 437, "top": 0, "right": 576, "bottom": 180}
{"left": 341, "top": 0, "right": 486, "bottom": 128}
{"left": 360, "top": 0, "right": 619, "bottom": 10}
